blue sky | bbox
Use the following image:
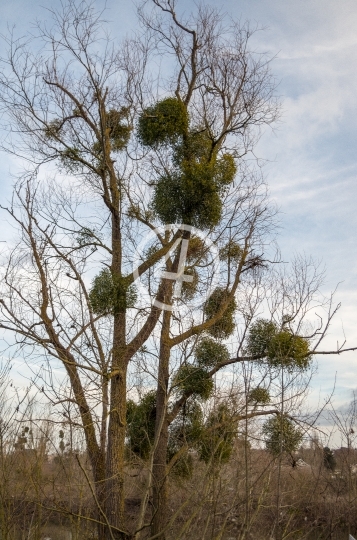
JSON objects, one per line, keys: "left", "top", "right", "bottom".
{"left": 0, "top": 0, "right": 357, "bottom": 433}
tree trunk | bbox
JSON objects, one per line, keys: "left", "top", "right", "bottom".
{"left": 151, "top": 231, "right": 189, "bottom": 539}
{"left": 105, "top": 310, "right": 128, "bottom": 540}
{"left": 93, "top": 467, "right": 107, "bottom": 540}
{"left": 151, "top": 309, "right": 171, "bottom": 540}
{"left": 103, "top": 188, "right": 129, "bottom": 539}
{"left": 62, "top": 360, "right": 107, "bottom": 539}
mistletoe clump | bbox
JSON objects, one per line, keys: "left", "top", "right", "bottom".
{"left": 194, "top": 337, "right": 230, "bottom": 369}
{"left": 246, "top": 319, "right": 278, "bottom": 357}
{"left": 180, "top": 267, "right": 199, "bottom": 301}
{"left": 248, "top": 387, "right": 270, "bottom": 405}
{"left": 44, "top": 118, "right": 63, "bottom": 139}
{"left": 185, "top": 236, "right": 207, "bottom": 263}
{"left": 174, "top": 364, "right": 214, "bottom": 400}
{"left": 262, "top": 415, "right": 303, "bottom": 457}
{"left": 91, "top": 107, "right": 131, "bottom": 157}
{"left": 247, "top": 319, "right": 311, "bottom": 371}
{"left": 105, "top": 107, "right": 131, "bottom": 151}
{"left": 89, "top": 269, "right": 137, "bottom": 315}
{"left": 59, "top": 147, "right": 82, "bottom": 173}
{"left": 138, "top": 97, "right": 188, "bottom": 147}
{"left": 204, "top": 287, "right": 237, "bottom": 339}
{"left": 152, "top": 154, "right": 235, "bottom": 229}
{"left": 137, "top": 98, "right": 236, "bottom": 229}
{"left": 219, "top": 240, "right": 242, "bottom": 262}
{"left": 268, "top": 330, "right": 310, "bottom": 370}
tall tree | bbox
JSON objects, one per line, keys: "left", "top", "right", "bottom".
{"left": 0, "top": 1, "right": 352, "bottom": 539}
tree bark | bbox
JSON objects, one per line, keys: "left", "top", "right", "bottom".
{"left": 151, "top": 231, "right": 189, "bottom": 539}
{"left": 105, "top": 355, "right": 128, "bottom": 539}
{"left": 104, "top": 195, "right": 129, "bottom": 539}
{"left": 151, "top": 309, "right": 171, "bottom": 540}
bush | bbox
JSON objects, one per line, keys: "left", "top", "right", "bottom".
{"left": 199, "top": 403, "right": 236, "bottom": 465}
{"left": 168, "top": 401, "right": 203, "bottom": 477}
{"left": 126, "top": 391, "right": 156, "bottom": 460}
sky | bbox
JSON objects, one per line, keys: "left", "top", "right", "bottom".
{"left": 0, "top": 0, "right": 357, "bottom": 441}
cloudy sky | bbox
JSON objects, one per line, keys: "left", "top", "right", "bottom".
{"left": 0, "top": 0, "right": 356, "bottom": 436}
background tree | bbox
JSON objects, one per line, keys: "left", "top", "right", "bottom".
{"left": 323, "top": 446, "right": 336, "bottom": 472}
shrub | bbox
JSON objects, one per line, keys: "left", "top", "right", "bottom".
{"left": 199, "top": 403, "right": 236, "bottom": 464}
{"left": 126, "top": 391, "right": 156, "bottom": 460}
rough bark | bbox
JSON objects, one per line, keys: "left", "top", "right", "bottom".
{"left": 105, "top": 355, "right": 128, "bottom": 539}
{"left": 104, "top": 191, "right": 129, "bottom": 538}
{"left": 151, "top": 308, "right": 172, "bottom": 540}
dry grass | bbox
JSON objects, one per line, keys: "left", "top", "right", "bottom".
{"left": 2, "top": 445, "right": 357, "bottom": 539}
